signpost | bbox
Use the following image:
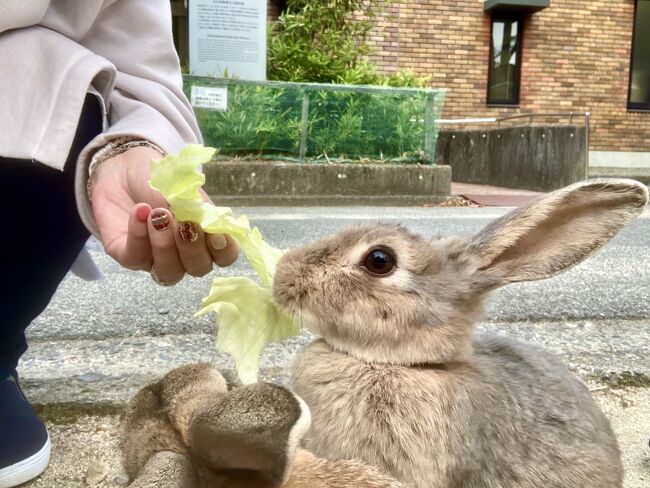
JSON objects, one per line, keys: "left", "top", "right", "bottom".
{"left": 189, "top": 0, "right": 267, "bottom": 80}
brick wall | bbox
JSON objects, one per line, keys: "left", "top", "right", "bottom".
{"left": 267, "top": 0, "right": 283, "bottom": 21}
{"left": 367, "top": 0, "right": 650, "bottom": 153}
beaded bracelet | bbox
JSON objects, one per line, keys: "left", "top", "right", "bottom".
{"left": 86, "top": 139, "right": 166, "bottom": 200}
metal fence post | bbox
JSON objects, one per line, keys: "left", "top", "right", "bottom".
{"left": 299, "top": 90, "right": 310, "bottom": 161}
{"left": 424, "top": 92, "right": 435, "bottom": 164}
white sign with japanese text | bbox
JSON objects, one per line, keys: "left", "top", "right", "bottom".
{"left": 190, "top": 85, "right": 228, "bottom": 111}
{"left": 189, "top": 0, "right": 267, "bottom": 80}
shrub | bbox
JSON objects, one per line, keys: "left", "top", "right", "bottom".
{"left": 189, "top": 80, "right": 437, "bottom": 162}
{"left": 267, "top": 0, "right": 379, "bottom": 84}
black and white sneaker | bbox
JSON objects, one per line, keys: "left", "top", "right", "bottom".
{"left": 0, "top": 370, "right": 50, "bottom": 488}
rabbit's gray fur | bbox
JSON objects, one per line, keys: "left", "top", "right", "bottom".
{"left": 292, "top": 337, "right": 618, "bottom": 488}
{"left": 275, "top": 179, "right": 649, "bottom": 488}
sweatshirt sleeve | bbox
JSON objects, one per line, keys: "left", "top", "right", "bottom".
{"left": 74, "top": 0, "right": 202, "bottom": 236}
{"left": 82, "top": 0, "right": 201, "bottom": 151}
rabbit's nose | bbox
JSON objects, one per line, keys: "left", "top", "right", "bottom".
{"left": 273, "top": 258, "right": 309, "bottom": 307}
{"left": 274, "top": 274, "right": 309, "bottom": 307}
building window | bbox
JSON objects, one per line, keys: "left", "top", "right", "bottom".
{"left": 629, "top": 0, "right": 650, "bottom": 110}
{"left": 487, "top": 14, "right": 523, "bottom": 105}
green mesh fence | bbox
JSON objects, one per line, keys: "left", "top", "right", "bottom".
{"left": 184, "top": 76, "right": 446, "bottom": 163}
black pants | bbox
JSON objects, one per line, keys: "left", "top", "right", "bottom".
{"left": 0, "top": 95, "right": 103, "bottom": 369}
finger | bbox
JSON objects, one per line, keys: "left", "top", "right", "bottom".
{"left": 207, "top": 234, "right": 240, "bottom": 267}
{"left": 198, "top": 190, "right": 239, "bottom": 267}
{"left": 118, "top": 204, "right": 153, "bottom": 270}
{"left": 148, "top": 208, "right": 185, "bottom": 284}
{"left": 175, "top": 221, "right": 214, "bottom": 277}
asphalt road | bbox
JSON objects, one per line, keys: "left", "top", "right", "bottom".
{"left": 20, "top": 206, "right": 650, "bottom": 406}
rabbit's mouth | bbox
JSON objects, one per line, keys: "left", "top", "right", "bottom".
{"left": 272, "top": 276, "right": 329, "bottom": 337}
{"left": 274, "top": 295, "right": 321, "bottom": 334}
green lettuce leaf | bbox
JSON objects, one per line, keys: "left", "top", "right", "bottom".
{"left": 149, "top": 145, "right": 216, "bottom": 223}
{"left": 196, "top": 277, "right": 298, "bottom": 385}
{"left": 149, "top": 145, "right": 297, "bottom": 383}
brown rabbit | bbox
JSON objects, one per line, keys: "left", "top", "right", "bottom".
{"left": 120, "top": 363, "right": 406, "bottom": 488}
{"left": 273, "top": 179, "right": 649, "bottom": 488}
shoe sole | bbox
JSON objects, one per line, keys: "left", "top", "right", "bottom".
{"left": 0, "top": 434, "right": 51, "bottom": 488}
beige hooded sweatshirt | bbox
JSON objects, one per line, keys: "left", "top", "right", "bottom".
{"left": 0, "top": 0, "right": 201, "bottom": 234}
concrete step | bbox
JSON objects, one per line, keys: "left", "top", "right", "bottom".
{"left": 590, "top": 167, "right": 650, "bottom": 186}
{"left": 18, "top": 319, "right": 650, "bottom": 408}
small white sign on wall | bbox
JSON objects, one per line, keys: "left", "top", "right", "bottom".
{"left": 191, "top": 85, "right": 228, "bottom": 111}
{"left": 189, "top": 0, "right": 267, "bottom": 80}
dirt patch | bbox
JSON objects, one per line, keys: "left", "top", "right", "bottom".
{"left": 23, "top": 415, "right": 125, "bottom": 488}
{"left": 593, "top": 387, "right": 650, "bottom": 488}
{"left": 423, "top": 195, "right": 479, "bottom": 207}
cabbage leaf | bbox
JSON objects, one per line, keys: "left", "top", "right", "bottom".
{"left": 149, "top": 144, "right": 297, "bottom": 383}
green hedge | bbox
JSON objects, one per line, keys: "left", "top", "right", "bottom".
{"left": 185, "top": 77, "right": 446, "bottom": 163}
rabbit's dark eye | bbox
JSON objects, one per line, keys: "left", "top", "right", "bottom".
{"left": 362, "top": 248, "right": 396, "bottom": 275}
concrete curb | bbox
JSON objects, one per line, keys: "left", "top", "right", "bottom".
{"left": 203, "top": 161, "right": 452, "bottom": 205}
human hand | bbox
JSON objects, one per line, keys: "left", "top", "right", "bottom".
{"left": 90, "top": 146, "right": 239, "bottom": 285}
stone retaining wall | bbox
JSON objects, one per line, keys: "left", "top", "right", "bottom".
{"left": 435, "top": 125, "right": 587, "bottom": 191}
{"left": 203, "top": 161, "right": 451, "bottom": 205}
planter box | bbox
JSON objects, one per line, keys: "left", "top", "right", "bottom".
{"left": 203, "top": 161, "right": 451, "bottom": 206}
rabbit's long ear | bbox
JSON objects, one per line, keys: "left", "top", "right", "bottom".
{"left": 469, "top": 179, "right": 648, "bottom": 289}
{"left": 120, "top": 383, "right": 186, "bottom": 481}
{"left": 158, "top": 363, "right": 229, "bottom": 443}
{"left": 187, "top": 383, "right": 311, "bottom": 486}
{"left": 121, "top": 365, "right": 229, "bottom": 483}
